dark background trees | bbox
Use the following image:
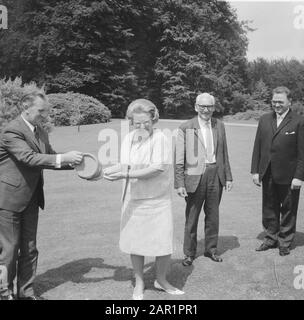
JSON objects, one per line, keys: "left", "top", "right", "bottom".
{"left": 0, "top": 0, "right": 303, "bottom": 120}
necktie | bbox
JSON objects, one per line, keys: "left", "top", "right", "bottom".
{"left": 34, "top": 127, "right": 39, "bottom": 142}
{"left": 205, "top": 122, "right": 213, "bottom": 162}
{"left": 277, "top": 115, "right": 283, "bottom": 128}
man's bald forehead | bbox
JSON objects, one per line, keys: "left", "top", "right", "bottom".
{"left": 196, "top": 93, "right": 215, "bottom": 105}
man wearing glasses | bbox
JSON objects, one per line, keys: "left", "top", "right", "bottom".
{"left": 175, "top": 93, "right": 233, "bottom": 266}
{"left": 251, "top": 86, "right": 304, "bottom": 256}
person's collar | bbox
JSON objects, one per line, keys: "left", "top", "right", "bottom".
{"left": 276, "top": 108, "right": 290, "bottom": 120}
{"left": 198, "top": 115, "right": 211, "bottom": 127}
{"left": 21, "top": 114, "right": 35, "bottom": 132}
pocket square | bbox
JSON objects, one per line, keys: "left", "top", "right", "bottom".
{"left": 285, "top": 131, "right": 295, "bottom": 135}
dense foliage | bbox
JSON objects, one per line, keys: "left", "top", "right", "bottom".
{"left": 0, "top": 1, "right": 303, "bottom": 120}
{"left": 48, "top": 92, "right": 111, "bottom": 127}
{"left": 247, "top": 58, "right": 304, "bottom": 115}
{"left": 0, "top": 0, "right": 250, "bottom": 117}
{"left": 0, "top": 77, "right": 110, "bottom": 132}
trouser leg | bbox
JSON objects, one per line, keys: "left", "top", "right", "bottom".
{"left": 183, "top": 175, "right": 205, "bottom": 257}
{"left": 17, "top": 198, "right": 39, "bottom": 298}
{"left": 204, "top": 166, "right": 222, "bottom": 254}
{"left": 262, "top": 172, "right": 280, "bottom": 245}
{"left": 277, "top": 185, "right": 300, "bottom": 248}
{"left": 0, "top": 209, "right": 20, "bottom": 297}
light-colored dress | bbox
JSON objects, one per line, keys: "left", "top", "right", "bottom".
{"left": 119, "top": 129, "right": 174, "bottom": 256}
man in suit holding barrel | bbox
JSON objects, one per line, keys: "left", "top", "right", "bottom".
{"left": 0, "top": 91, "right": 83, "bottom": 300}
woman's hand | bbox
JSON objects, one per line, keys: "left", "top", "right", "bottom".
{"left": 103, "top": 171, "right": 126, "bottom": 181}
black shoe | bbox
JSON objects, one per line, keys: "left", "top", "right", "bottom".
{"left": 279, "top": 247, "right": 290, "bottom": 256}
{"left": 18, "top": 295, "right": 45, "bottom": 300}
{"left": 0, "top": 294, "right": 15, "bottom": 300}
{"left": 255, "top": 242, "right": 277, "bottom": 252}
{"left": 182, "top": 256, "right": 194, "bottom": 266}
{"left": 204, "top": 252, "right": 223, "bottom": 262}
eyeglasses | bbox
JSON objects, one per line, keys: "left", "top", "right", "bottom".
{"left": 271, "top": 101, "right": 285, "bottom": 106}
{"left": 196, "top": 104, "right": 215, "bottom": 111}
{"left": 133, "top": 120, "right": 152, "bottom": 128}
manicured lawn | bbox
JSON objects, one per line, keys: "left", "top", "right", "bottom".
{"left": 35, "top": 119, "right": 304, "bottom": 300}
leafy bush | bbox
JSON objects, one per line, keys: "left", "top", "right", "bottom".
{"left": 224, "top": 109, "right": 268, "bottom": 122}
{"left": 0, "top": 77, "right": 47, "bottom": 131}
{"left": 230, "top": 91, "right": 251, "bottom": 114}
{"left": 291, "top": 101, "right": 304, "bottom": 116}
{"left": 230, "top": 91, "right": 271, "bottom": 115}
{"left": 0, "top": 78, "right": 111, "bottom": 134}
{"left": 225, "top": 99, "right": 304, "bottom": 122}
{"left": 47, "top": 92, "right": 111, "bottom": 127}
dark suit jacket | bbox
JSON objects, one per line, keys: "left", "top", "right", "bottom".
{"left": 174, "top": 116, "right": 233, "bottom": 193}
{"left": 251, "top": 110, "right": 304, "bottom": 184}
{"left": 0, "top": 116, "right": 66, "bottom": 213}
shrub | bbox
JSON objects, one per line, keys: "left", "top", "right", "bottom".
{"left": 291, "top": 101, "right": 304, "bottom": 116}
{"left": 47, "top": 92, "right": 111, "bottom": 127}
{"left": 230, "top": 91, "right": 271, "bottom": 115}
{"left": 0, "top": 78, "right": 111, "bottom": 133}
{"left": 224, "top": 109, "right": 268, "bottom": 122}
{"left": 230, "top": 91, "right": 251, "bottom": 114}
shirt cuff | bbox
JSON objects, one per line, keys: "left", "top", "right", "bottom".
{"left": 55, "top": 154, "right": 62, "bottom": 168}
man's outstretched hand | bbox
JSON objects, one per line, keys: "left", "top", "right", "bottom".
{"left": 62, "top": 151, "right": 83, "bottom": 166}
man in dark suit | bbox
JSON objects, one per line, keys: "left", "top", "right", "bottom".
{"left": 251, "top": 86, "right": 304, "bottom": 256}
{"left": 0, "top": 92, "right": 83, "bottom": 300}
{"left": 175, "top": 93, "right": 233, "bottom": 266}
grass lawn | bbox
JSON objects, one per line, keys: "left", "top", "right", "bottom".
{"left": 35, "top": 119, "right": 304, "bottom": 300}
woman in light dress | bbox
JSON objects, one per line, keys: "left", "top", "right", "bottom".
{"left": 104, "top": 99, "right": 184, "bottom": 300}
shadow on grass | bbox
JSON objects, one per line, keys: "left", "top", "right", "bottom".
{"left": 141, "top": 259, "right": 193, "bottom": 292}
{"left": 35, "top": 257, "right": 191, "bottom": 296}
{"left": 35, "top": 258, "right": 135, "bottom": 296}
{"left": 257, "top": 231, "right": 304, "bottom": 249}
{"left": 196, "top": 235, "right": 240, "bottom": 257}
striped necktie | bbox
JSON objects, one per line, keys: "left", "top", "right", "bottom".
{"left": 34, "top": 126, "right": 39, "bottom": 142}
{"left": 205, "top": 121, "right": 213, "bottom": 162}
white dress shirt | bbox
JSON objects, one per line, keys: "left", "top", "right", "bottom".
{"left": 21, "top": 115, "right": 61, "bottom": 168}
{"left": 276, "top": 108, "right": 290, "bottom": 128}
{"left": 198, "top": 116, "right": 216, "bottom": 163}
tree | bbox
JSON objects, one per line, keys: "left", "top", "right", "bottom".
{"left": 153, "top": 0, "right": 249, "bottom": 116}
{"left": 247, "top": 58, "right": 304, "bottom": 102}
{"left": 0, "top": 0, "right": 250, "bottom": 117}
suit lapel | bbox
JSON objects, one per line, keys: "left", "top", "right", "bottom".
{"left": 271, "top": 113, "right": 277, "bottom": 135}
{"left": 193, "top": 116, "right": 205, "bottom": 149}
{"left": 273, "top": 110, "right": 292, "bottom": 140}
{"left": 36, "top": 126, "right": 46, "bottom": 153}
{"left": 18, "top": 117, "right": 42, "bottom": 152}
{"left": 211, "top": 118, "right": 218, "bottom": 154}
{"left": 193, "top": 116, "right": 218, "bottom": 152}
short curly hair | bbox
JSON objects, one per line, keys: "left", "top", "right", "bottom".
{"left": 126, "top": 99, "right": 159, "bottom": 124}
{"left": 272, "top": 86, "right": 292, "bottom": 100}
{"left": 20, "top": 91, "right": 47, "bottom": 111}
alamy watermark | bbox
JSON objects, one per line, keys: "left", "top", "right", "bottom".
{"left": 219, "top": 1, "right": 304, "bottom": 30}
{"left": 98, "top": 120, "right": 178, "bottom": 166}
{"left": 97, "top": 120, "right": 207, "bottom": 172}
{"left": 0, "top": 265, "right": 8, "bottom": 290}
{"left": 294, "top": 5, "right": 304, "bottom": 30}
{"left": 0, "top": 5, "right": 8, "bottom": 30}
{"left": 293, "top": 265, "right": 304, "bottom": 289}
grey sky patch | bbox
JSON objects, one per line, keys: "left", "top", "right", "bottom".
{"left": 226, "top": 1, "right": 304, "bottom": 61}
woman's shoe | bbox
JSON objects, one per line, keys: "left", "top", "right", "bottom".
{"left": 132, "top": 293, "right": 143, "bottom": 300}
{"left": 154, "top": 280, "right": 184, "bottom": 295}
{"left": 132, "top": 287, "right": 144, "bottom": 300}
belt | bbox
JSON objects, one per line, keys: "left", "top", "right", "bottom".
{"left": 205, "top": 162, "right": 216, "bottom": 167}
